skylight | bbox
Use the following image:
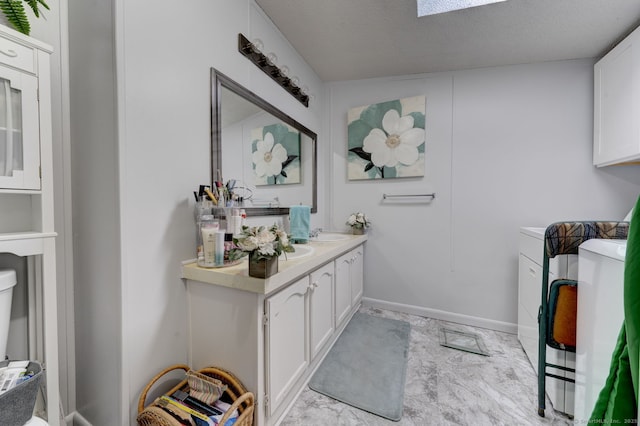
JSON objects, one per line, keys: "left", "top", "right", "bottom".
{"left": 417, "top": 0, "right": 508, "bottom": 17}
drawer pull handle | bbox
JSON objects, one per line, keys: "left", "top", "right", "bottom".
{"left": 0, "top": 49, "right": 18, "bottom": 58}
{"left": 529, "top": 267, "right": 536, "bottom": 276}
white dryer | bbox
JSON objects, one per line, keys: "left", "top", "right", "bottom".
{"left": 575, "top": 238, "right": 627, "bottom": 422}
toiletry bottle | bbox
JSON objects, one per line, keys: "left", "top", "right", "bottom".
{"left": 199, "top": 215, "right": 219, "bottom": 268}
{"left": 215, "top": 230, "right": 226, "bottom": 266}
{"left": 224, "top": 233, "right": 234, "bottom": 263}
{"left": 240, "top": 209, "right": 247, "bottom": 228}
{"left": 232, "top": 208, "right": 242, "bottom": 235}
{"left": 226, "top": 212, "right": 236, "bottom": 238}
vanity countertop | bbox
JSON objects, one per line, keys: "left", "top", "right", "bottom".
{"left": 181, "top": 233, "right": 367, "bottom": 295}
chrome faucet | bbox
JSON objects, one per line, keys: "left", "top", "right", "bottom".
{"left": 309, "top": 228, "right": 323, "bottom": 238}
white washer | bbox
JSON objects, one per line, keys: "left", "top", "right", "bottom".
{"left": 575, "top": 238, "right": 627, "bottom": 422}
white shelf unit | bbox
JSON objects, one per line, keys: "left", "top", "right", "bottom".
{"left": 0, "top": 25, "right": 59, "bottom": 426}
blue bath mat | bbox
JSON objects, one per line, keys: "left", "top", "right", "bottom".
{"left": 308, "top": 312, "right": 411, "bottom": 421}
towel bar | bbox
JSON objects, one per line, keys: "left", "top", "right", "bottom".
{"left": 382, "top": 193, "right": 435, "bottom": 200}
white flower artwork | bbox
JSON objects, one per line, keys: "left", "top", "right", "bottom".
{"left": 348, "top": 96, "right": 426, "bottom": 180}
{"left": 251, "top": 123, "right": 301, "bottom": 185}
{"left": 252, "top": 132, "right": 288, "bottom": 178}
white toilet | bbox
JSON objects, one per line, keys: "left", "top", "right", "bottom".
{"left": 24, "top": 416, "right": 49, "bottom": 425}
{"left": 0, "top": 269, "right": 50, "bottom": 425}
{"left": 0, "top": 268, "right": 17, "bottom": 360}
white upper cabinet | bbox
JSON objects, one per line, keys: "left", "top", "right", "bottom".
{"left": 593, "top": 26, "right": 640, "bottom": 167}
{"left": 0, "top": 32, "right": 43, "bottom": 190}
{"left": 0, "top": 66, "right": 39, "bottom": 189}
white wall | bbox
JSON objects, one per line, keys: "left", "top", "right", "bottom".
{"left": 328, "top": 59, "right": 640, "bottom": 330}
{"left": 68, "top": 0, "right": 324, "bottom": 424}
{"left": 68, "top": 0, "right": 120, "bottom": 424}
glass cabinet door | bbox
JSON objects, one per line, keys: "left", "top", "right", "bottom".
{"left": 0, "top": 66, "right": 39, "bottom": 190}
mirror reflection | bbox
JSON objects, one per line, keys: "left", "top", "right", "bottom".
{"left": 211, "top": 69, "right": 317, "bottom": 216}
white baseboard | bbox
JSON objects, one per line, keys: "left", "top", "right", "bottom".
{"left": 362, "top": 297, "right": 517, "bottom": 334}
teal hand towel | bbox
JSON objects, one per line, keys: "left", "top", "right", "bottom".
{"left": 290, "top": 205, "right": 311, "bottom": 244}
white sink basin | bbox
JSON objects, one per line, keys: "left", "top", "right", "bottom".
{"left": 313, "top": 233, "right": 351, "bottom": 242}
{"left": 280, "top": 244, "right": 315, "bottom": 260}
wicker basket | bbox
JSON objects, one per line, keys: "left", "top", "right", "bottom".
{"left": 137, "top": 364, "right": 254, "bottom": 426}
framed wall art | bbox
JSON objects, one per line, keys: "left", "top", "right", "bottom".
{"left": 347, "top": 95, "right": 426, "bottom": 180}
{"left": 251, "top": 123, "right": 301, "bottom": 185}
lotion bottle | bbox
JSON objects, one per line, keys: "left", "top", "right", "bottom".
{"left": 199, "top": 216, "right": 219, "bottom": 268}
{"left": 215, "top": 230, "right": 225, "bottom": 266}
{"left": 232, "top": 208, "right": 242, "bottom": 235}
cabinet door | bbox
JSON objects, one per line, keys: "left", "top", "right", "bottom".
{"left": 0, "top": 66, "right": 39, "bottom": 189}
{"left": 309, "top": 263, "right": 334, "bottom": 359}
{"left": 309, "top": 263, "right": 334, "bottom": 360}
{"left": 593, "top": 27, "right": 640, "bottom": 166}
{"left": 335, "top": 252, "right": 352, "bottom": 326}
{"left": 350, "top": 246, "right": 364, "bottom": 305}
{"left": 265, "top": 276, "right": 309, "bottom": 416}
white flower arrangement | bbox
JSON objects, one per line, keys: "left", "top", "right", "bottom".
{"left": 346, "top": 212, "right": 371, "bottom": 230}
{"left": 233, "top": 224, "right": 295, "bottom": 261}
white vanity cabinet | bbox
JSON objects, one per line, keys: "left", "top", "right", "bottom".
{"left": 0, "top": 27, "right": 60, "bottom": 425}
{"left": 182, "top": 236, "right": 366, "bottom": 426}
{"left": 350, "top": 246, "right": 364, "bottom": 305}
{"left": 265, "top": 276, "right": 309, "bottom": 417}
{"left": 518, "top": 227, "right": 577, "bottom": 416}
{"left": 335, "top": 252, "right": 353, "bottom": 325}
{"left": 335, "top": 246, "right": 364, "bottom": 326}
{"left": 309, "top": 262, "right": 335, "bottom": 359}
{"left": 593, "top": 25, "right": 640, "bottom": 167}
{"left": 265, "top": 262, "right": 335, "bottom": 418}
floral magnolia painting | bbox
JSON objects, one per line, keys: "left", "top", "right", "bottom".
{"left": 251, "top": 123, "right": 301, "bottom": 185}
{"left": 348, "top": 96, "right": 426, "bottom": 180}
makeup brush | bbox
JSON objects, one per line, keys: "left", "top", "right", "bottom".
{"left": 204, "top": 187, "right": 218, "bottom": 205}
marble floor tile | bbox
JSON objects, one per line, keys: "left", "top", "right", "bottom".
{"left": 280, "top": 306, "right": 573, "bottom": 426}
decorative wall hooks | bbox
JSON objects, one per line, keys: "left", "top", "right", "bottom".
{"left": 238, "top": 33, "right": 310, "bottom": 108}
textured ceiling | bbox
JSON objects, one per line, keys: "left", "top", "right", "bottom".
{"left": 255, "top": 0, "right": 640, "bottom": 81}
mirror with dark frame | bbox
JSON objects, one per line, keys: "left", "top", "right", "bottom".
{"left": 211, "top": 68, "right": 317, "bottom": 216}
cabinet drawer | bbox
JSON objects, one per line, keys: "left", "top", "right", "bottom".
{"left": 0, "top": 38, "right": 34, "bottom": 73}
